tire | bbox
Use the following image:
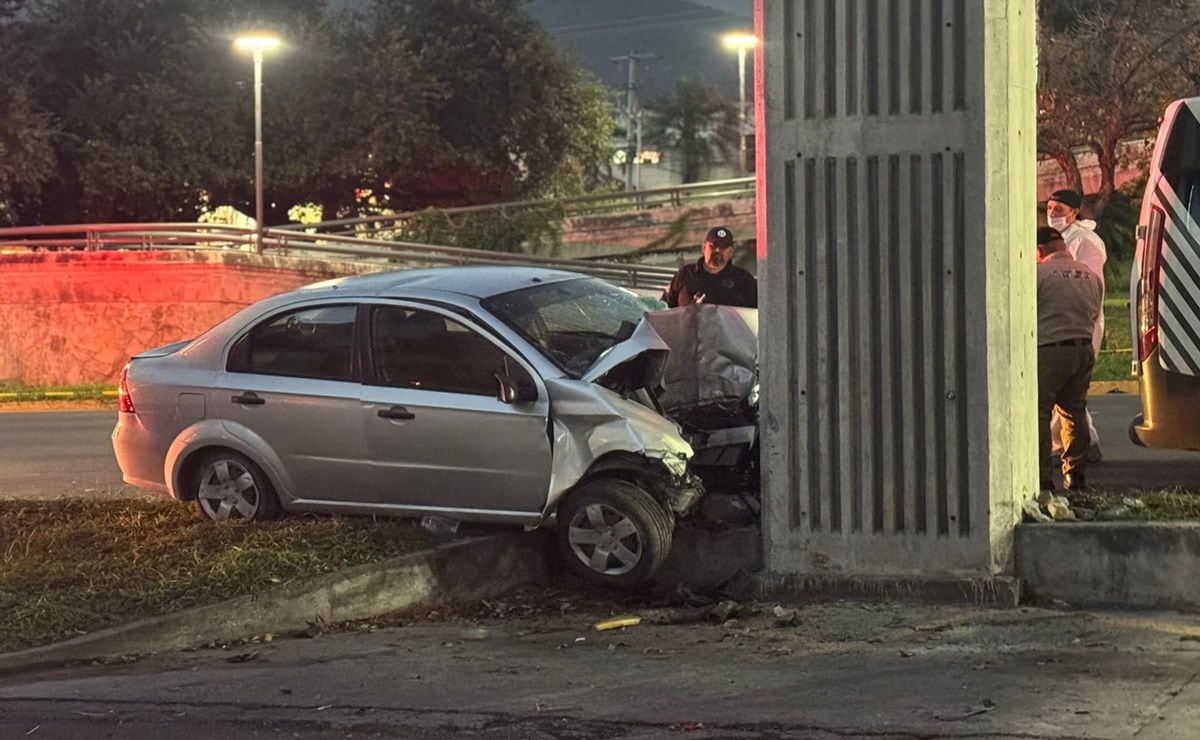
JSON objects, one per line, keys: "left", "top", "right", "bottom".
{"left": 554, "top": 478, "right": 674, "bottom": 588}
{"left": 190, "top": 450, "right": 281, "bottom": 522}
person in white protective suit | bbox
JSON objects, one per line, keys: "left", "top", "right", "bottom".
{"left": 1046, "top": 189, "right": 1106, "bottom": 461}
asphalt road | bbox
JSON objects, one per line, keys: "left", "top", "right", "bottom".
{"left": 0, "top": 395, "right": 1196, "bottom": 499}
{"left": 0, "top": 409, "right": 143, "bottom": 499}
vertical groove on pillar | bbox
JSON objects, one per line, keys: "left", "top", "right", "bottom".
{"left": 886, "top": 153, "right": 905, "bottom": 533}
{"left": 887, "top": 0, "right": 900, "bottom": 115}
{"left": 823, "top": 157, "right": 842, "bottom": 533}
{"left": 845, "top": 157, "right": 863, "bottom": 532}
{"left": 784, "top": 0, "right": 797, "bottom": 120}
{"left": 803, "top": 0, "right": 817, "bottom": 119}
{"left": 865, "top": 0, "right": 879, "bottom": 115}
{"left": 845, "top": 0, "right": 859, "bottom": 116}
{"left": 930, "top": 0, "right": 944, "bottom": 113}
{"left": 952, "top": 0, "right": 966, "bottom": 110}
{"left": 908, "top": 154, "right": 928, "bottom": 533}
{"left": 953, "top": 151, "right": 971, "bottom": 533}
{"left": 824, "top": 0, "right": 838, "bottom": 118}
{"left": 803, "top": 158, "right": 822, "bottom": 531}
{"left": 784, "top": 159, "right": 802, "bottom": 528}
{"left": 931, "top": 153, "right": 950, "bottom": 536}
{"left": 908, "top": 0, "right": 923, "bottom": 114}
{"left": 867, "top": 155, "right": 886, "bottom": 532}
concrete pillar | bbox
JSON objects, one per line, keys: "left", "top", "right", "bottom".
{"left": 757, "top": 0, "right": 1037, "bottom": 597}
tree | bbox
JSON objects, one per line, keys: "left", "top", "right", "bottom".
{"left": 646, "top": 78, "right": 738, "bottom": 184}
{"left": 366, "top": 0, "right": 613, "bottom": 209}
{"left": 0, "top": 0, "right": 613, "bottom": 226}
{"left": 1038, "top": 0, "right": 1200, "bottom": 214}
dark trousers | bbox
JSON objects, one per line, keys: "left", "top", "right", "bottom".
{"left": 1037, "top": 343, "right": 1095, "bottom": 484}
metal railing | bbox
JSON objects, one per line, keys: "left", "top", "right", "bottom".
{"left": 0, "top": 177, "right": 756, "bottom": 290}
{"left": 0, "top": 222, "right": 678, "bottom": 291}
{"left": 299, "top": 176, "right": 756, "bottom": 239}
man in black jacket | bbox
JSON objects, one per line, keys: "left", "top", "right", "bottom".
{"left": 662, "top": 226, "right": 758, "bottom": 308}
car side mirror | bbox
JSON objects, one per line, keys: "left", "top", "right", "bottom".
{"left": 495, "top": 373, "right": 537, "bottom": 404}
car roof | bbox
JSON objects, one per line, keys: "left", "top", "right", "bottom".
{"left": 304, "top": 266, "right": 588, "bottom": 299}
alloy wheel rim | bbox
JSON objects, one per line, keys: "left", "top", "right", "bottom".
{"left": 197, "top": 459, "right": 260, "bottom": 521}
{"left": 567, "top": 503, "right": 643, "bottom": 576}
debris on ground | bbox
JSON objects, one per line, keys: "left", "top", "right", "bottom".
{"left": 419, "top": 516, "right": 461, "bottom": 536}
{"left": 1098, "top": 505, "right": 1131, "bottom": 521}
{"left": 772, "top": 605, "right": 800, "bottom": 627}
{"left": 594, "top": 616, "right": 641, "bottom": 631}
{"left": 934, "top": 698, "right": 997, "bottom": 721}
{"left": 1022, "top": 500, "right": 1052, "bottom": 523}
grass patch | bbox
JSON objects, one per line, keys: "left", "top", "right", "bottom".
{"left": 0, "top": 383, "right": 115, "bottom": 403}
{"left": 1066, "top": 488, "right": 1200, "bottom": 521}
{"left": 1094, "top": 301, "right": 1134, "bottom": 382}
{"left": 0, "top": 498, "right": 435, "bottom": 652}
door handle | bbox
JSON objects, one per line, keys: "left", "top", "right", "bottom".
{"left": 377, "top": 406, "right": 416, "bottom": 420}
{"left": 230, "top": 392, "right": 266, "bottom": 406}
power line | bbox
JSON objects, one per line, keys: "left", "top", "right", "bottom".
{"left": 546, "top": 8, "right": 723, "bottom": 35}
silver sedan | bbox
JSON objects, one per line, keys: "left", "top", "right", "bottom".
{"left": 113, "top": 267, "right": 701, "bottom": 587}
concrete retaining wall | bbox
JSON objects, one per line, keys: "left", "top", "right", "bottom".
{"left": 1016, "top": 523, "right": 1200, "bottom": 611}
{"left": 0, "top": 250, "right": 378, "bottom": 386}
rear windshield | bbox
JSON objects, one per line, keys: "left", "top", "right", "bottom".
{"left": 481, "top": 277, "right": 648, "bottom": 378}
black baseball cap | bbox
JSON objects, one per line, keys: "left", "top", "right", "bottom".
{"left": 705, "top": 226, "right": 734, "bottom": 248}
{"left": 1037, "top": 226, "right": 1064, "bottom": 245}
{"left": 1047, "top": 189, "right": 1083, "bottom": 210}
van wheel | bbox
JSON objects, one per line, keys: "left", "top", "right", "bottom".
{"left": 555, "top": 479, "right": 674, "bottom": 588}
{"left": 191, "top": 450, "right": 281, "bottom": 522}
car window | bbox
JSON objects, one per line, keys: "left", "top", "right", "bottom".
{"left": 481, "top": 277, "right": 648, "bottom": 378}
{"left": 368, "top": 306, "right": 531, "bottom": 396}
{"left": 227, "top": 305, "right": 357, "bottom": 381}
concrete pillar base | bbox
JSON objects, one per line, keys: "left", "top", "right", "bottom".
{"left": 756, "top": 573, "right": 1022, "bottom": 608}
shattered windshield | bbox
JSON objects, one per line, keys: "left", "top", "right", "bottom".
{"left": 482, "top": 277, "right": 652, "bottom": 378}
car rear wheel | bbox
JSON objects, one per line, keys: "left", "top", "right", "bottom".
{"left": 191, "top": 450, "right": 281, "bottom": 522}
{"left": 555, "top": 478, "right": 674, "bottom": 588}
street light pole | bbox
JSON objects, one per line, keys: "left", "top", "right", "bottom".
{"left": 736, "top": 44, "right": 747, "bottom": 175}
{"left": 722, "top": 33, "right": 758, "bottom": 176}
{"left": 252, "top": 48, "right": 265, "bottom": 253}
{"left": 234, "top": 34, "right": 281, "bottom": 254}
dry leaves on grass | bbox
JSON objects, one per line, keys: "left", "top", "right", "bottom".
{"left": 0, "top": 498, "right": 434, "bottom": 652}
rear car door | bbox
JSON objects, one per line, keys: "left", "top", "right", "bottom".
{"left": 360, "top": 302, "right": 552, "bottom": 518}
{"left": 210, "top": 303, "right": 370, "bottom": 504}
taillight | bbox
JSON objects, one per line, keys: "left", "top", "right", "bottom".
{"left": 117, "top": 364, "right": 136, "bottom": 414}
{"left": 1138, "top": 205, "right": 1166, "bottom": 361}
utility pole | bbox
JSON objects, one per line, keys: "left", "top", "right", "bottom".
{"left": 611, "top": 52, "right": 657, "bottom": 190}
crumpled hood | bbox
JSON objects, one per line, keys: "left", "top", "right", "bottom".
{"left": 1074, "top": 218, "right": 1098, "bottom": 231}
{"left": 580, "top": 318, "right": 670, "bottom": 391}
{"left": 543, "top": 378, "right": 692, "bottom": 510}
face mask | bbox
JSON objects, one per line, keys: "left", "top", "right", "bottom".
{"left": 1047, "top": 216, "right": 1069, "bottom": 231}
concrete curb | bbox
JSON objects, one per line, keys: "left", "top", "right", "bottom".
{"left": 756, "top": 573, "right": 1022, "bottom": 607}
{"left": 1016, "top": 522, "right": 1200, "bottom": 611}
{"left": 0, "top": 532, "right": 550, "bottom": 676}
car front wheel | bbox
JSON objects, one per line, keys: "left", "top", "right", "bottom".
{"left": 191, "top": 450, "right": 281, "bottom": 522}
{"left": 555, "top": 478, "right": 674, "bottom": 588}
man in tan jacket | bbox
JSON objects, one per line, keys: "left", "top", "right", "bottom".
{"left": 1036, "top": 226, "right": 1104, "bottom": 491}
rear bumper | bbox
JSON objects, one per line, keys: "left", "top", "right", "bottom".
{"left": 1132, "top": 350, "right": 1200, "bottom": 451}
{"left": 112, "top": 412, "right": 170, "bottom": 494}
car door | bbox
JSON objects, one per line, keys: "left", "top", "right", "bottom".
{"left": 210, "top": 302, "right": 371, "bottom": 504}
{"left": 360, "top": 302, "right": 553, "bottom": 517}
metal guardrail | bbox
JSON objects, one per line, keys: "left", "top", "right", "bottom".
{"left": 0, "top": 178, "right": 754, "bottom": 290}
{"left": 0, "top": 222, "right": 678, "bottom": 291}
{"left": 301, "top": 177, "right": 756, "bottom": 238}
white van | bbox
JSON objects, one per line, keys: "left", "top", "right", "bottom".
{"left": 1129, "top": 96, "right": 1200, "bottom": 450}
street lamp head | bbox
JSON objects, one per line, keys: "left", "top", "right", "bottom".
{"left": 234, "top": 34, "right": 281, "bottom": 53}
{"left": 722, "top": 32, "right": 758, "bottom": 51}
